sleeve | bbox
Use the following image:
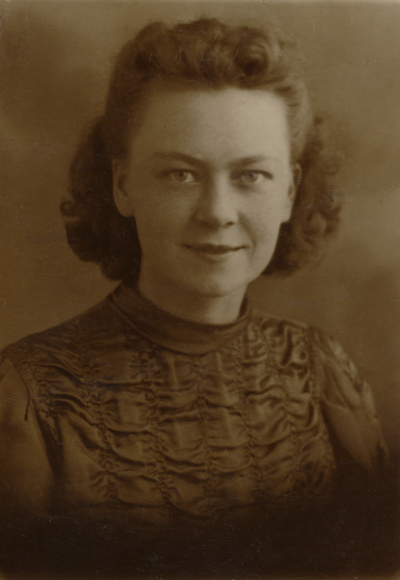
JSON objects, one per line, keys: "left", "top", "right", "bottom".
{"left": 311, "top": 328, "right": 389, "bottom": 477}
{"left": 0, "top": 356, "right": 54, "bottom": 516}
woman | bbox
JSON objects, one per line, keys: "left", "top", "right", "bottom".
{"left": 0, "top": 17, "right": 394, "bottom": 578}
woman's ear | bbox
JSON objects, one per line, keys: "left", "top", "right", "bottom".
{"left": 112, "top": 159, "right": 135, "bottom": 217}
{"left": 292, "top": 162, "right": 302, "bottom": 192}
{"left": 289, "top": 162, "right": 302, "bottom": 203}
{"left": 284, "top": 163, "right": 302, "bottom": 222}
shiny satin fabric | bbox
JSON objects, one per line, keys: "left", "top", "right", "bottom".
{"left": 0, "top": 284, "right": 392, "bottom": 577}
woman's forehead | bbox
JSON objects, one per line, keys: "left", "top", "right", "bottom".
{"left": 142, "top": 82, "right": 286, "bottom": 112}
{"left": 128, "top": 87, "right": 291, "bottom": 160}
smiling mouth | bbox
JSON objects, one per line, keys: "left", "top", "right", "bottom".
{"left": 185, "top": 244, "right": 246, "bottom": 254}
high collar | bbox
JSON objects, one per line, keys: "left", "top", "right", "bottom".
{"left": 110, "top": 282, "right": 251, "bottom": 355}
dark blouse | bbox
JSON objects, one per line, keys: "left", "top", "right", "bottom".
{"left": 0, "top": 284, "right": 393, "bottom": 577}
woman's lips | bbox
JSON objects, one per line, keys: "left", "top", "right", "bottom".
{"left": 185, "top": 243, "right": 246, "bottom": 255}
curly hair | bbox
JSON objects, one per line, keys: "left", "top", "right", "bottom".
{"left": 61, "top": 18, "right": 340, "bottom": 281}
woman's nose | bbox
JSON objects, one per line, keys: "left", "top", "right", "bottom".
{"left": 194, "top": 177, "right": 238, "bottom": 228}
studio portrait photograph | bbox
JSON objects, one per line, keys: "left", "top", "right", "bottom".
{"left": 0, "top": 0, "right": 399, "bottom": 578}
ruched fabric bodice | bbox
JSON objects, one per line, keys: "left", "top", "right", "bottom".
{"left": 0, "top": 284, "right": 391, "bottom": 577}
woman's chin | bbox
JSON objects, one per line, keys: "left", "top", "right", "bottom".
{"left": 179, "top": 275, "right": 250, "bottom": 301}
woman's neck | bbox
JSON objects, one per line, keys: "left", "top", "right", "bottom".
{"left": 138, "top": 277, "right": 246, "bottom": 325}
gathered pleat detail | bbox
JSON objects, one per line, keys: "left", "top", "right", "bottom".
{"left": 5, "top": 287, "right": 339, "bottom": 524}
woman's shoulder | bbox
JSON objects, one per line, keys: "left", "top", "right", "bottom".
{"left": 251, "top": 308, "right": 388, "bottom": 473}
{"left": 251, "top": 306, "right": 356, "bottom": 369}
{"left": 250, "top": 306, "right": 376, "bottom": 409}
{"left": 0, "top": 292, "right": 127, "bottom": 385}
{"left": 249, "top": 306, "right": 339, "bottom": 366}
{"left": 248, "top": 307, "right": 356, "bottom": 395}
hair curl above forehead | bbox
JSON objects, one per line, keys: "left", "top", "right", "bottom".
{"left": 104, "top": 18, "right": 312, "bottom": 161}
{"left": 62, "top": 17, "right": 340, "bottom": 282}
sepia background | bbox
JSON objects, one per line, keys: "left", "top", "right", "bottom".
{"left": 0, "top": 0, "right": 399, "bottom": 452}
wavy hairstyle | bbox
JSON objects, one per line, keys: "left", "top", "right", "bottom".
{"left": 61, "top": 18, "right": 340, "bottom": 280}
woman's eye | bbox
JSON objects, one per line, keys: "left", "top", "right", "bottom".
{"left": 169, "top": 170, "right": 197, "bottom": 183}
{"left": 233, "top": 170, "right": 272, "bottom": 186}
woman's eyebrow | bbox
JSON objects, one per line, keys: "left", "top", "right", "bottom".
{"left": 151, "top": 152, "right": 205, "bottom": 167}
{"left": 231, "top": 156, "right": 276, "bottom": 166}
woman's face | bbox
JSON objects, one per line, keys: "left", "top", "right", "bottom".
{"left": 113, "top": 87, "right": 295, "bottom": 303}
